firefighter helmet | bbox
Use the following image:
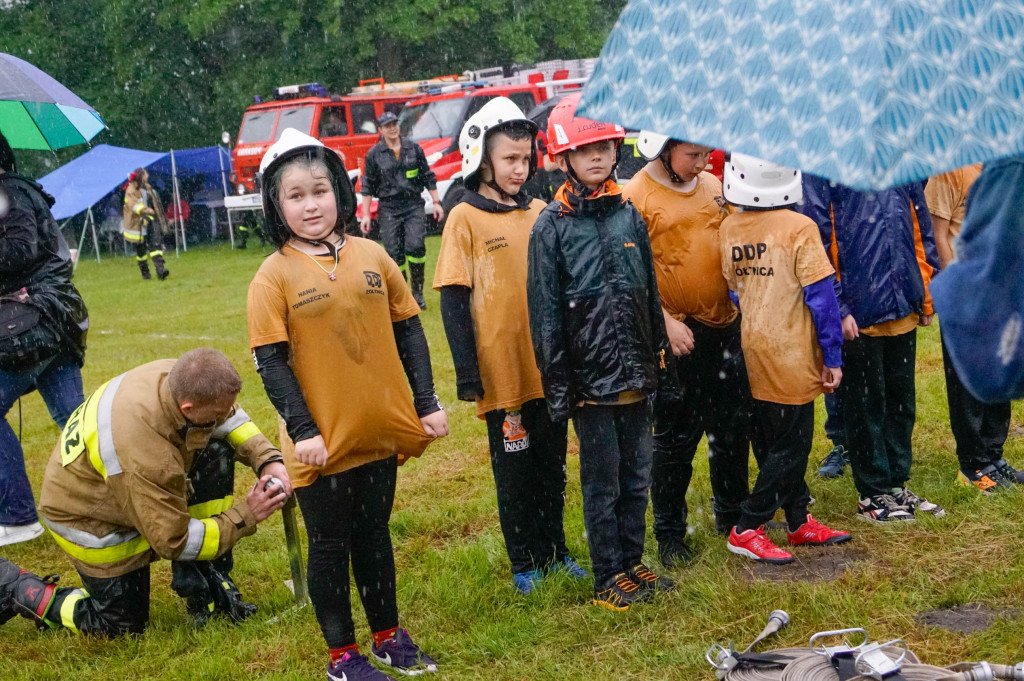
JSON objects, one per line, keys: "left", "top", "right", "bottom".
{"left": 636, "top": 130, "right": 672, "bottom": 161}
{"left": 258, "top": 128, "right": 356, "bottom": 247}
{"left": 545, "top": 92, "right": 624, "bottom": 156}
{"left": 459, "top": 96, "right": 538, "bottom": 190}
{"left": 722, "top": 152, "right": 802, "bottom": 208}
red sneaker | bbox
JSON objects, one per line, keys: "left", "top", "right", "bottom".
{"left": 727, "top": 526, "right": 794, "bottom": 564}
{"left": 786, "top": 514, "right": 852, "bottom": 546}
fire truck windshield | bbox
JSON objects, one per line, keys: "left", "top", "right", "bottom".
{"left": 238, "top": 110, "right": 277, "bottom": 144}
{"left": 274, "top": 106, "right": 315, "bottom": 139}
{"left": 399, "top": 99, "right": 466, "bottom": 141}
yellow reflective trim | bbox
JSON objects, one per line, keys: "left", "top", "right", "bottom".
{"left": 48, "top": 528, "right": 151, "bottom": 565}
{"left": 226, "top": 422, "right": 260, "bottom": 449}
{"left": 148, "top": 250, "right": 164, "bottom": 257}
{"left": 196, "top": 518, "right": 220, "bottom": 561}
{"left": 59, "top": 589, "right": 89, "bottom": 632}
{"left": 405, "top": 255, "right": 426, "bottom": 264}
{"left": 188, "top": 495, "right": 234, "bottom": 519}
{"left": 405, "top": 168, "right": 419, "bottom": 179}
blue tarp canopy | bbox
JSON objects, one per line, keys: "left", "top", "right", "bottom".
{"left": 38, "top": 143, "right": 231, "bottom": 220}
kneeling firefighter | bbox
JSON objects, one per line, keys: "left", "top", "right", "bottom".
{"left": 0, "top": 348, "right": 291, "bottom": 635}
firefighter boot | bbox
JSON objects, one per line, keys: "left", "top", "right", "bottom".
{"left": 409, "top": 261, "right": 427, "bottom": 310}
{"left": 171, "top": 561, "right": 216, "bottom": 627}
{"left": 0, "top": 558, "right": 59, "bottom": 630}
{"left": 152, "top": 253, "right": 170, "bottom": 280}
{"left": 136, "top": 257, "right": 151, "bottom": 280}
{"left": 206, "top": 568, "right": 257, "bottom": 623}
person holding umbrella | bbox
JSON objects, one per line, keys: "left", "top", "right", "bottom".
{"left": 0, "top": 131, "right": 89, "bottom": 546}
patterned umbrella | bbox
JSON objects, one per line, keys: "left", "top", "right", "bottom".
{"left": 579, "top": 0, "right": 1024, "bottom": 190}
{"left": 0, "top": 52, "right": 106, "bottom": 150}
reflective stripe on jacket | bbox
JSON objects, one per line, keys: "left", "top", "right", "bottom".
{"left": 39, "top": 359, "right": 280, "bottom": 578}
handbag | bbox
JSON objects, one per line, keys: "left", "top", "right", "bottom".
{"left": 0, "top": 288, "right": 60, "bottom": 369}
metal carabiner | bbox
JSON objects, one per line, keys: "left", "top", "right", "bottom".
{"left": 809, "top": 628, "right": 870, "bottom": 657}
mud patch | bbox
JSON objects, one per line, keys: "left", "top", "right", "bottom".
{"left": 1009, "top": 424, "right": 1024, "bottom": 438}
{"left": 740, "top": 546, "right": 870, "bottom": 583}
{"left": 915, "top": 603, "right": 1021, "bottom": 634}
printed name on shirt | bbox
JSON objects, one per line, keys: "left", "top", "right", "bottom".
{"left": 731, "top": 242, "right": 774, "bottom": 277}
{"left": 486, "top": 235, "right": 508, "bottom": 253}
{"left": 363, "top": 270, "right": 385, "bottom": 295}
{"left": 293, "top": 287, "right": 331, "bottom": 310}
{"left": 624, "top": 242, "right": 636, "bottom": 248}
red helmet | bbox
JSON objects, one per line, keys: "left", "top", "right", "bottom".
{"left": 545, "top": 92, "right": 625, "bottom": 156}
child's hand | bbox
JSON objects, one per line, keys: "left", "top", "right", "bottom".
{"left": 821, "top": 365, "right": 842, "bottom": 392}
{"left": 294, "top": 435, "right": 329, "bottom": 467}
{"left": 918, "top": 314, "right": 934, "bottom": 327}
{"left": 420, "top": 410, "right": 449, "bottom": 439}
{"left": 841, "top": 314, "right": 859, "bottom": 340}
{"left": 664, "top": 314, "right": 695, "bottom": 356}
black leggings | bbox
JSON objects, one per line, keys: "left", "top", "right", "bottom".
{"left": 294, "top": 456, "right": 399, "bottom": 649}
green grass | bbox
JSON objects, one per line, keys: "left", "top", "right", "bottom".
{"left": 2, "top": 240, "right": 1023, "bottom": 679}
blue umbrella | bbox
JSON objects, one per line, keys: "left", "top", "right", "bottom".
{"left": 0, "top": 52, "right": 106, "bottom": 150}
{"left": 579, "top": 0, "right": 1024, "bottom": 191}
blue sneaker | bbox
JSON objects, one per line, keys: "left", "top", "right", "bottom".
{"left": 328, "top": 651, "right": 396, "bottom": 681}
{"left": 554, "top": 556, "right": 588, "bottom": 579}
{"left": 371, "top": 628, "right": 438, "bottom": 675}
{"left": 816, "top": 445, "right": 849, "bottom": 479}
{"left": 512, "top": 570, "right": 543, "bottom": 595}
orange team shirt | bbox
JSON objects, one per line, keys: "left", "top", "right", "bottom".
{"left": 432, "top": 198, "right": 547, "bottom": 418}
{"left": 623, "top": 168, "right": 737, "bottom": 326}
{"left": 720, "top": 209, "right": 835, "bottom": 405}
{"left": 247, "top": 237, "right": 432, "bottom": 488}
{"left": 924, "top": 162, "right": 983, "bottom": 239}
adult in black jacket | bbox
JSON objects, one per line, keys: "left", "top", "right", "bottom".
{"left": 0, "top": 132, "right": 89, "bottom": 547}
{"left": 358, "top": 112, "right": 443, "bottom": 309}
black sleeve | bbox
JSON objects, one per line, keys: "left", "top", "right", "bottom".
{"left": 415, "top": 143, "right": 437, "bottom": 191}
{"left": 439, "top": 285, "right": 483, "bottom": 401}
{"left": 0, "top": 182, "right": 42, "bottom": 276}
{"left": 361, "top": 148, "right": 380, "bottom": 197}
{"left": 252, "top": 342, "right": 321, "bottom": 443}
{"left": 392, "top": 315, "right": 442, "bottom": 417}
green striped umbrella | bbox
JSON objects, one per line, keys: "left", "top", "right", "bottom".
{"left": 1, "top": 52, "right": 106, "bottom": 150}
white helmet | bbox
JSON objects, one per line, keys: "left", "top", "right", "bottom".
{"left": 458, "top": 97, "right": 537, "bottom": 189}
{"left": 722, "top": 152, "right": 802, "bottom": 208}
{"left": 636, "top": 130, "right": 671, "bottom": 161}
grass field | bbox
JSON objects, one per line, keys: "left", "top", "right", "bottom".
{"left": 2, "top": 240, "right": 1022, "bottom": 680}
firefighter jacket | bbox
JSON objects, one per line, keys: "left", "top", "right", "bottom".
{"left": 361, "top": 138, "right": 437, "bottom": 203}
{"left": 527, "top": 182, "right": 675, "bottom": 422}
{"left": 799, "top": 177, "right": 939, "bottom": 328}
{"left": 122, "top": 181, "right": 167, "bottom": 243}
{"left": 38, "top": 359, "right": 282, "bottom": 579}
{"left": 0, "top": 172, "right": 89, "bottom": 364}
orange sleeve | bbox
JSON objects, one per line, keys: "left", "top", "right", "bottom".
{"left": 909, "top": 199, "right": 935, "bottom": 316}
{"left": 247, "top": 263, "right": 291, "bottom": 348}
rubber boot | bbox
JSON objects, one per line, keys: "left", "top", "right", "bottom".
{"left": 409, "top": 261, "right": 427, "bottom": 310}
{"left": 152, "top": 253, "right": 170, "bottom": 280}
{"left": 137, "top": 258, "right": 151, "bottom": 280}
{"left": 172, "top": 562, "right": 256, "bottom": 627}
{"left": 0, "top": 558, "right": 59, "bottom": 630}
{"left": 207, "top": 569, "right": 257, "bottom": 622}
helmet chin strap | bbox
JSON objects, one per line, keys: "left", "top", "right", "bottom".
{"left": 483, "top": 177, "right": 515, "bottom": 203}
{"left": 660, "top": 148, "right": 685, "bottom": 184}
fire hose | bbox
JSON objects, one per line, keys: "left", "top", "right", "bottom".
{"left": 707, "top": 613, "right": 1024, "bottom": 681}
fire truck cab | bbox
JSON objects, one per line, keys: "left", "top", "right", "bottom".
{"left": 231, "top": 82, "right": 423, "bottom": 194}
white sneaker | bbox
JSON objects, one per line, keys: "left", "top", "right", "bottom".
{"left": 0, "top": 521, "right": 45, "bottom": 547}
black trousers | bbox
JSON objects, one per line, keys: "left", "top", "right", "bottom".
{"left": 294, "top": 456, "right": 399, "bottom": 649}
{"left": 573, "top": 401, "right": 653, "bottom": 587}
{"left": 824, "top": 391, "right": 846, "bottom": 450}
{"left": 47, "top": 441, "right": 237, "bottom": 636}
{"left": 842, "top": 330, "right": 917, "bottom": 498}
{"left": 484, "top": 398, "right": 570, "bottom": 574}
{"left": 378, "top": 197, "right": 426, "bottom": 268}
{"left": 940, "top": 331, "right": 1011, "bottom": 471}
{"left": 651, "top": 317, "right": 753, "bottom": 539}
{"left": 739, "top": 400, "right": 814, "bottom": 531}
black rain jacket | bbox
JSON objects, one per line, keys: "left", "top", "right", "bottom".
{"left": 527, "top": 182, "right": 675, "bottom": 422}
{"left": 361, "top": 138, "right": 436, "bottom": 203}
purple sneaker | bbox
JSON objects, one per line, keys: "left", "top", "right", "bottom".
{"left": 371, "top": 628, "right": 438, "bottom": 676}
{"left": 327, "top": 651, "right": 395, "bottom": 681}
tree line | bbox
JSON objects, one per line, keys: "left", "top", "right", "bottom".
{"left": 2, "top": 0, "right": 625, "bottom": 174}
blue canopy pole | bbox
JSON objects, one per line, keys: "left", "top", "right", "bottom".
{"left": 218, "top": 145, "right": 235, "bottom": 248}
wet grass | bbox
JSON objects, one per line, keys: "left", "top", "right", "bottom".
{"left": 2, "top": 240, "right": 1023, "bottom": 680}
